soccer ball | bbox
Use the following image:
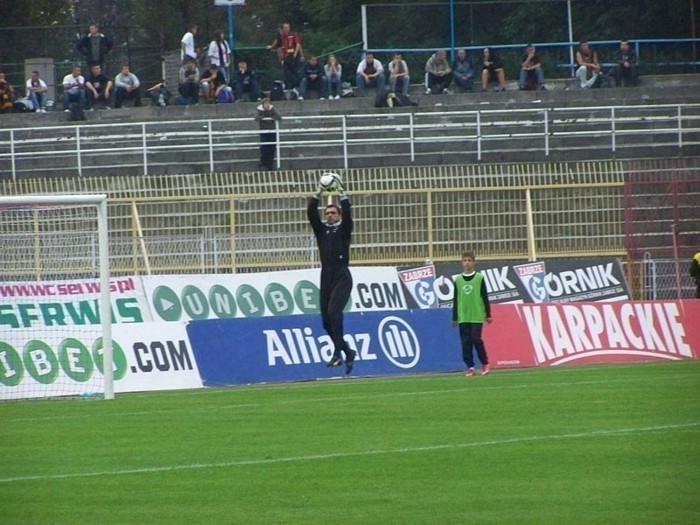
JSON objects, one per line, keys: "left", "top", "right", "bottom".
{"left": 320, "top": 172, "right": 340, "bottom": 192}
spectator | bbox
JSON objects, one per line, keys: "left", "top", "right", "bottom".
{"left": 388, "top": 52, "right": 410, "bottom": 97}
{"left": 481, "top": 47, "right": 507, "bottom": 91}
{"left": 452, "top": 48, "right": 474, "bottom": 92}
{"left": 575, "top": 40, "right": 601, "bottom": 88}
{"left": 298, "top": 55, "right": 327, "bottom": 100}
{"left": 610, "top": 39, "right": 638, "bottom": 87}
{"left": 355, "top": 52, "right": 386, "bottom": 101}
{"left": 0, "top": 71, "right": 14, "bottom": 113}
{"left": 76, "top": 23, "right": 113, "bottom": 72}
{"left": 200, "top": 64, "right": 227, "bottom": 103}
{"left": 181, "top": 24, "right": 198, "bottom": 64}
{"left": 267, "top": 22, "right": 304, "bottom": 91}
{"left": 62, "top": 65, "right": 87, "bottom": 112}
{"left": 178, "top": 58, "right": 201, "bottom": 104}
{"left": 518, "top": 43, "right": 546, "bottom": 90}
{"left": 233, "top": 60, "right": 262, "bottom": 102}
{"left": 425, "top": 50, "right": 453, "bottom": 95}
{"left": 207, "top": 29, "right": 231, "bottom": 82}
{"left": 85, "top": 63, "right": 113, "bottom": 109}
{"left": 690, "top": 251, "right": 700, "bottom": 298}
{"left": 26, "top": 71, "right": 48, "bottom": 112}
{"left": 324, "top": 54, "right": 342, "bottom": 100}
{"left": 114, "top": 64, "right": 141, "bottom": 108}
{"left": 255, "top": 98, "right": 282, "bottom": 171}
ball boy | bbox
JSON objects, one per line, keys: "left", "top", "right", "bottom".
{"left": 451, "top": 251, "right": 492, "bottom": 376}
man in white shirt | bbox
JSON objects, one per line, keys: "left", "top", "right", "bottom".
{"left": 181, "top": 24, "right": 198, "bottom": 63}
{"left": 355, "top": 52, "right": 386, "bottom": 102}
{"left": 26, "top": 70, "right": 48, "bottom": 112}
{"left": 62, "top": 65, "right": 86, "bottom": 111}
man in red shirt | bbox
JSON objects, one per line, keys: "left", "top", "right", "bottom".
{"left": 267, "top": 22, "right": 304, "bottom": 91}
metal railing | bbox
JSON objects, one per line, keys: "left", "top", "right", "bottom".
{"left": 2, "top": 103, "right": 699, "bottom": 181}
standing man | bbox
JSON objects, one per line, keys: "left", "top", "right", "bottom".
{"left": 451, "top": 251, "right": 492, "bottom": 377}
{"left": 254, "top": 98, "right": 282, "bottom": 170}
{"left": 267, "top": 22, "right": 304, "bottom": 91}
{"left": 76, "top": 23, "right": 113, "bottom": 72}
{"left": 307, "top": 175, "right": 356, "bottom": 374}
{"left": 690, "top": 251, "right": 700, "bottom": 299}
{"left": 181, "top": 24, "right": 198, "bottom": 64}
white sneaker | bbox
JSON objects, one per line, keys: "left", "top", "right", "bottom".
{"left": 64, "top": 109, "right": 70, "bottom": 112}
{"left": 443, "top": 88, "right": 452, "bottom": 95}
{"left": 297, "top": 96, "right": 304, "bottom": 101}
{"left": 320, "top": 97, "right": 325, "bottom": 100}
{"left": 334, "top": 95, "right": 340, "bottom": 99}
{"left": 425, "top": 88, "right": 432, "bottom": 95}
{"left": 39, "top": 108, "right": 47, "bottom": 113}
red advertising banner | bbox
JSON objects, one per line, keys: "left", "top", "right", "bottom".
{"left": 488, "top": 300, "right": 699, "bottom": 368}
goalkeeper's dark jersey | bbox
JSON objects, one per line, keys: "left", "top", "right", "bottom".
{"left": 307, "top": 195, "right": 353, "bottom": 267}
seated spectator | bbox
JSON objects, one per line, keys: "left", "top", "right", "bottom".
{"left": 0, "top": 71, "right": 14, "bottom": 113}
{"left": 575, "top": 40, "right": 601, "bottom": 88}
{"left": 480, "top": 48, "right": 506, "bottom": 91}
{"left": 452, "top": 48, "right": 474, "bottom": 92}
{"left": 86, "top": 64, "right": 113, "bottom": 109}
{"left": 518, "top": 43, "right": 546, "bottom": 90}
{"left": 200, "top": 64, "right": 228, "bottom": 103}
{"left": 178, "top": 58, "right": 201, "bottom": 104}
{"left": 114, "top": 64, "right": 142, "bottom": 108}
{"left": 388, "top": 52, "right": 410, "bottom": 97}
{"left": 146, "top": 81, "right": 171, "bottom": 107}
{"left": 425, "top": 50, "right": 453, "bottom": 94}
{"left": 355, "top": 52, "right": 386, "bottom": 100}
{"left": 324, "top": 54, "right": 342, "bottom": 99}
{"left": 25, "top": 70, "right": 48, "bottom": 112}
{"left": 233, "top": 60, "right": 262, "bottom": 102}
{"left": 298, "top": 54, "right": 327, "bottom": 100}
{"left": 62, "top": 65, "right": 87, "bottom": 112}
{"left": 610, "top": 39, "right": 638, "bottom": 87}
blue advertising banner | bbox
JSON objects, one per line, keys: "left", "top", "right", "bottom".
{"left": 186, "top": 309, "right": 469, "bottom": 386}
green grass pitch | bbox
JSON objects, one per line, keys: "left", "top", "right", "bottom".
{"left": 2, "top": 360, "right": 699, "bottom": 524}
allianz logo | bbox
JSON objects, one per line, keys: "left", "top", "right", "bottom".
{"left": 264, "top": 316, "right": 420, "bottom": 369}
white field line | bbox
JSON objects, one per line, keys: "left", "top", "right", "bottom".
{"left": 1, "top": 422, "right": 698, "bottom": 484}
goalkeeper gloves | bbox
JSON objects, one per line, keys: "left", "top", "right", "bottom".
{"left": 335, "top": 176, "right": 347, "bottom": 197}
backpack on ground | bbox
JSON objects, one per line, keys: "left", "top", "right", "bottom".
{"left": 68, "top": 103, "right": 86, "bottom": 122}
{"left": 269, "top": 81, "right": 286, "bottom": 101}
{"left": 216, "top": 87, "right": 234, "bottom": 104}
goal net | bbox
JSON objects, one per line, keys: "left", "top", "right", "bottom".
{"left": 0, "top": 195, "right": 113, "bottom": 400}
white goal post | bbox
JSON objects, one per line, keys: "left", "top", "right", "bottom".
{"left": 0, "top": 194, "right": 113, "bottom": 400}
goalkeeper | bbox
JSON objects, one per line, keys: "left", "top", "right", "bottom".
{"left": 307, "top": 176, "right": 356, "bottom": 374}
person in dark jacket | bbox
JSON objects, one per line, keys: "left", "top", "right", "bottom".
{"left": 255, "top": 98, "right": 282, "bottom": 170}
{"left": 307, "top": 175, "right": 356, "bottom": 374}
{"left": 233, "top": 60, "right": 262, "bottom": 102}
{"left": 76, "top": 23, "right": 113, "bottom": 72}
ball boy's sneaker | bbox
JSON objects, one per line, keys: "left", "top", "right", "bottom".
{"left": 481, "top": 364, "right": 490, "bottom": 376}
{"left": 466, "top": 368, "right": 475, "bottom": 377}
